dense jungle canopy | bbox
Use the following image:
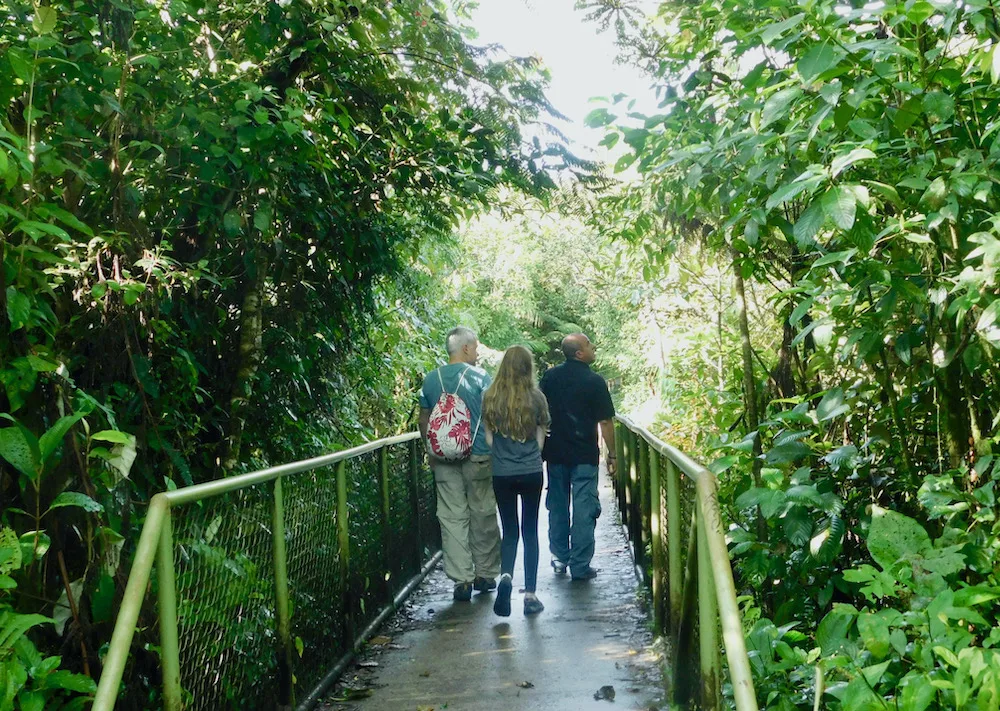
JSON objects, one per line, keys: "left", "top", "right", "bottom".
{"left": 4, "top": 0, "right": 1000, "bottom": 708}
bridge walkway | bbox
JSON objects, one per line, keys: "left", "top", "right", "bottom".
{"left": 319, "top": 466, "right": 665, "bottom": 711}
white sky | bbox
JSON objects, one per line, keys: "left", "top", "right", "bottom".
{"left": 466, "top": 0, "right": 661, "bottom": 158}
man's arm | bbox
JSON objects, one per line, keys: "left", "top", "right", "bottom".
{"left": 599, "top": 419, "right": 616, "bottom": 475}
{"left": 419, "top": 408, "right": 430, "bottom": 441}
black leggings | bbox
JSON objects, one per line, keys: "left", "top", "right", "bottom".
{"left": 493, "top": 472, "right": 543, "bottom": 593}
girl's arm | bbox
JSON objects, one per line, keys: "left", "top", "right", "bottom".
{"left": 535, "top": 425, "right": 546, "bottom": 451}
{"left": 485, "top": 423, "right": 494, "bottom": 448}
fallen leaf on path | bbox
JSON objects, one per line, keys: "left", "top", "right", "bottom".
{"left": 419, "top": 671, "right": 431, "bottom": 677}
{"left": 517, "top": 681, "right": 534, "bottom": 689}
{"left": 329, "top": 688, "right": 373, "bottom": 701}
{"left": 369, "top": 635, "right": 392, "bottom": 646}
{"left": 594, "top": 685, "right": 616, "bottom": 701}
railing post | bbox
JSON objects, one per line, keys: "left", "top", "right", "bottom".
{"left": 635, "top": 437, "right": 648, "bottom": 575}
{"left": 698, "top": 498, "right": 721, "bottom": 711}
{"left": 629, "top": 431, "right": 641, "bottom": 556}
{"left": 674, "top": 511, "right": 699, "bottom": 707}
{"left": 93, "top": 497, "right": 168, "bottom": 711}
{"left": 649, "top": 447, "right": 665, "bottom": 634}
{"left": 408, "top": 438, "right": 423, "bottom": 569}
{"left": 615, "top": 423, "right": 627, "bottom": 519}
{"left": 618, "top": 429, "right": 629, "bottom": 530}
{"left": 336, "top": 460, "right": 354, "bottom": 648}
{"left": 378, "top": 446, "right": 393, "bottom": 602}
{"left": 666, "top": 458, "right": 682, "bottom": 636}
{"left": 699, "top": 474, "right": 760, "bottom": 711}
{"left": 271, "top": 477, "right": 294, "bottom": 709}
{"left": 158, "top": 507, "right": 182, "bottom": 711}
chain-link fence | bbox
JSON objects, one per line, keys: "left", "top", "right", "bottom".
{"left": 94, "top": 433, "right": 439, "bottom": 711}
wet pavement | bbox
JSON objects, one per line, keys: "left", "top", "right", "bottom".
{"left": 317, "top": 467, "right": 666, "bottom": 711}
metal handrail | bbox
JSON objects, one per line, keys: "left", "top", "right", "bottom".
{"left": 615, "top": 415, "right": 758, "bottom": 711}
{"left": 93, "top": 431, "right": 425, "bottom": 711}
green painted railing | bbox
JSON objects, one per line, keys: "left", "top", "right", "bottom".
{"left": 615, "top": 416, "right": 758, "bottom": 711}
{"left": 93, "top": 432, "right": 439, "bottom": 711}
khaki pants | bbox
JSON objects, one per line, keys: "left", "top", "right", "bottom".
{"left": 432, "top": 454, "right": 501, "bottom": 583}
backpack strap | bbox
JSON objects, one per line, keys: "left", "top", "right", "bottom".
{"left": 470, "top": 408, "right": 483, "bottom": 451}
{"left": 453, "top": 365, "right": 471, "bottom": 395}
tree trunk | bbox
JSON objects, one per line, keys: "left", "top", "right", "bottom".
{"left": 939, "top": 356, "right": 970, "bottom": 470}
{"left": 222, "top": 254, "right": 268, "bottom": 472}
{"left": 733, "top": 258, "right": 762, "bottom": 486}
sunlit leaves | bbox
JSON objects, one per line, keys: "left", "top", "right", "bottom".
{"left": 759, "top": 13, "right": 805, "bottom": 46}
{"left": 32, "top": 6, "right": 57, "bottom": 35}
{"left": 831, "top": 149, "right": 875, "bottom": 178}
{"left": 794, "top": 201, "right": 825, "bottom": 246}
{"left": 797, "top": 43, "right": 842, "bottom": 82}
{"left": 761, "top": 86, "right": 802, "bottom": 128}
{"left": 822, "top": 186, "right": 857, "bottom": 231}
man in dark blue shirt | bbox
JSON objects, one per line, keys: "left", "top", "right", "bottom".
{"left": 540, "top": 333, "right": 616, "bottom": 581}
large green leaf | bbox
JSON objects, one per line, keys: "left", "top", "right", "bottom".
{"left": 759, "top": 13, "right": 805, "bottom": 45}
{"left": 783, "top": 506, "right": 813, "bottom": 546}
{"left": 831, "top": 148, "right": 875, "bottom": 178}
{"left": 5, "top": 287, "right": 30, "bottom": 331}
{"left": 898, "top": 672, "right": 936, "bottom": 711}
{"left": 816, "top": 388, "right": 849, "bottom": 422}
{"left": 767, "top": 173, "right": 823, "bottom": 210}
{"left": 47, "top": 491, "right": 104, "bottom": 514}
{"left": 816, "top": 604, "right": 856, "bottom": 655}
{"left": 867, "top": 506, "right": 931, "bottom": 572}
{"left": 761, "top": 87, "right": 802, "bottom": 128}
{"left": 821, "top": 186, "right": 857, "bottom": 230}
{"left": 32, "top": 6, "right": 57, "bottom": 34}
{"left": 793, "top": 200, "right": 825, "bottom": 246}
{"left": 0, "top": 418, "right": 40, "bottom": 481}
{"left": 797, "top": 43, "right": 841, "bottom": 82}
{"left": 39, "top": 412, "right": 86, "bottom": 463}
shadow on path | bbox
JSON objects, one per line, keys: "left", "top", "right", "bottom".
{"left": 318, "top": 466, "right": 665, "bottom": 711}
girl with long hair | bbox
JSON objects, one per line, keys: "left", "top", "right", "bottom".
{"left": 482, "top": 345, "right": 551, "bottom": 616}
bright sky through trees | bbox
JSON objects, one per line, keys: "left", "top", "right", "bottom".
{"left": 468, "top": 0, "right": 660, "bottom": 156}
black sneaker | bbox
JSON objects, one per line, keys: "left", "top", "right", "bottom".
{"left": 571, "top": 566, "right": 599, "bottom": 581}
{"left": 523, "top": 596, "right": 545, "bottom": 615}
{"left": 493, "top": 576, "right": 512, "bottom": 617}
{"left": 473, "top": 576, "right": 497, "bottom": 593}
{"left": 551, "top": 560, "right": 567, "bottom": 575}
{"left": 453, "top": 582, "right": 473, "bottom": 601}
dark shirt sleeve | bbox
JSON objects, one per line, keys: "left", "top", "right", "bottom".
{"left": 592, "top": 375, "right": 615, "bottom": 421}
{"left": 535, "top": 391, "right": 551, "bottom": 428}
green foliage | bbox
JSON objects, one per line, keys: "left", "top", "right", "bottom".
{"left": 2, "top": 0, "right": 563, "bottom": 703}
{"left": 579, "top": 0, "right": 1000, "bottom": 705}
{"left": 1, "top": 528, "right": 96, "bottom": 709}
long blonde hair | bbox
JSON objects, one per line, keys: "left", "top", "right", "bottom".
{"left": 483, "top": 345, "right": 541, "bottom": 442}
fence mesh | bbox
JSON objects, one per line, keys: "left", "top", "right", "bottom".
{"left": 157, "top": 438, "right": 436, "bottom": 710}
{"left": 283, "top": 466, "right": 344, "bottom": 692}
{"left": 169, "top": 485, "right": 278, "bottom": 711}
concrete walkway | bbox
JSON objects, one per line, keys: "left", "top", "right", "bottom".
{"left": 319, "top": 467, "right": 665, "bottom": 711}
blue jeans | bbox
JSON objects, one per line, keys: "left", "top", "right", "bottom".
{"left": 545, "top": 463, "right": 601, "bottom": 576}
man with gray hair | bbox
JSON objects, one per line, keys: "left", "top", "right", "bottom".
{"left": 419, "top": 327, "right": 501, "bottom": 600}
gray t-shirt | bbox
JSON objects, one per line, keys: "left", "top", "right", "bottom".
{"left": 490, "top": 391, "right": 551, "bottom": 477}
{"left": 419, "top": 363, "right": 492, "bottom": 456}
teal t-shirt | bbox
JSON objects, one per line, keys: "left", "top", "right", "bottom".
{"left": 419, "top": 363, "right": 492, "bottom": 456}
